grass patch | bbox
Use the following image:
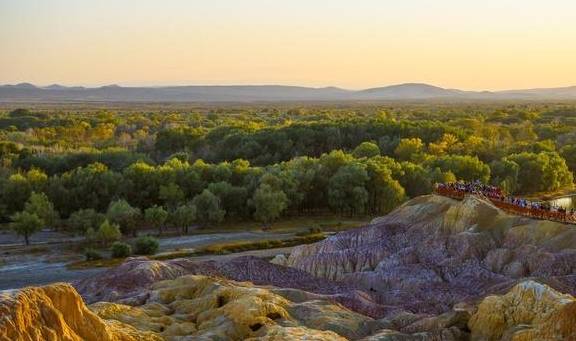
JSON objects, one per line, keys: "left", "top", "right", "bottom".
{"left": 68, "top": 234, "right": 326, "bottom": 267}
{"left": 67, "top": 257, "right": 125, "bottom": 270}
{"left": 154, "top": 233, "right": 327, "bottom": 261}
{"left": 151, "top": 249, "right": 196, "bottom": 261}
{"left": 295, "top": 227, "right": 322, "bottom": 237}
{"left": 66, "top": 228, "right": 329, "bottom": 268}
{"left": 191, "top": 215, "right": 371, "bottom": 234}
{"left": 196, "top": 234, "right": 326, "bottom": 256}
{"left": 28, "top": 246, "right": 50, "bottom": 254}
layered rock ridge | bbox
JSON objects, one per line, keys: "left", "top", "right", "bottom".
{"left": 75, "top": 255, "right": 389, "bottom": 318}
{"left": 287, "top": 194, "right": 576, "bottom": 314}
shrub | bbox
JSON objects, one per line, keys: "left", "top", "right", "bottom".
{"left": 106, "top": 199, "right": 141, "bottom": 235}
{"left": 296, "top": 226, "right": 322, "bottom": 237}
{"left": 110, "top": 241, "right": 132, "bottom": 258}
{"left": 134, "top": 236, "right": 159, "bottom": 255}
{"left": 84, "top": 248, "right": 103, "bottom": 261}
{"left": 96, "top": 220, "right": 122, "bottom": 246}
{"left": 68, "top": 209, "right": 105, "bottom": 234}
{"left": 85, "top": 227, "right": 97, "bottom": 243}
{"left": 199, "top": 234, "right": 326, "bottom": 255}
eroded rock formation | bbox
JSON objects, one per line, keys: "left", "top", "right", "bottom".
{"left": 0, "top": 283, "right": 160, "bottom": 341}
{"left": 468, "top": 280, "right": 576, "bottom": 341}
{"left": 75, "top": 255, "right": 389, "bottom": 318}
{"left": 5, "top": 194, "right": 576, "bottom": 340}
{"left": 91, "top": 274, "right": 382, "bottom": 340}
{"left": 288, "top": 195, "right": 576, "bottom": 315}
{"left": 2, "top": 276, "right": 388, "bottom": 341}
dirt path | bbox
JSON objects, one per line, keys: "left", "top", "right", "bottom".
{"left": 0, "top": 231, "right": 295, "bottom": 290}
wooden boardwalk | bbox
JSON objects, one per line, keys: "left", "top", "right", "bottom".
{"left": 434, "top": 187, "right": 576, "bottom": 225}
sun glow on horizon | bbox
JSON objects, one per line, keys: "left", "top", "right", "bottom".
{"left": 1, "top": 0, "right": 576, "bottom": 91}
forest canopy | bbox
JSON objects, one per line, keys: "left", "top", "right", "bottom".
{"left": 1, "top": 103, "right": 575, "bottom": 235}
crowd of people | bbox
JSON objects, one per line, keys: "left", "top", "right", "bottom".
{"left": 435, "top": 180, "right": 576, "bottom": 224}
{"left": 437, "top": 181, "right": 504, "bottom": 200}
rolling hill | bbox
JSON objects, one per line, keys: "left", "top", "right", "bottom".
{"left": 2, "top": 82, "right": 576, "bottom": 102}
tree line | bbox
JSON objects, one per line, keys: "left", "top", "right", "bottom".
{"left": 1, "top": 105, "right": 576, "bottom": 244}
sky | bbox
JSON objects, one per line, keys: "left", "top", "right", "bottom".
{"left": 1, "top": 0, "right": 576, "bottom": 90}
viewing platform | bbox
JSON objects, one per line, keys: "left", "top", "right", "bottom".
{"left": 434, "top": 185, "right": 576, "bottom": 225}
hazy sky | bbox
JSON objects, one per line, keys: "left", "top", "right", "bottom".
{"left": 1, "top": 0, "right": 575, "bottom": 90}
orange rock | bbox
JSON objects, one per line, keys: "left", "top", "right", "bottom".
{"left": 0, "top": 283, "right": 160, "bottom": 341}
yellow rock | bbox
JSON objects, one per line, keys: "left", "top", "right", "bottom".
{"left": 0, "top": 283, "right": 161, "bottom": 341}
{"left": 468, "top": 280, "right": 576, "bottom": 341}
{"left": 1, "top": 275, "right": 379, "bottom": 341}
{"left": 246, "top": 325, "right": 348, "bottom": 340}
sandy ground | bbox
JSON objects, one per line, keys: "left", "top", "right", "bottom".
{"left": 0, "top": 231, "right": 295, "bottom": 290}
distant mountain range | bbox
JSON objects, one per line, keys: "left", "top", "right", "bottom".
{"left": 2, "top": 82, "right": 576, "bottom": 102}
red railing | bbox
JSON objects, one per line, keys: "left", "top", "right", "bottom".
{"left": 434, "top": 187, "right": 576, "bottom": 225}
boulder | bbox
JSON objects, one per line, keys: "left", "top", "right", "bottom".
{"left": 270, "top": 254, "right": 289, "bottom": 266}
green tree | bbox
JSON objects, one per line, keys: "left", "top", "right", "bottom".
{"left": 171, "top": 203, "right": 197, "bottom": 234}
{"left": 159, "top": 183, "right": 185, "bottom": 209}
{"left": 192, "top": 189, "right": 225, "bottom": 225}
{"left": 1, "top": 174, "right": 31, "bottom": 218}
{"left": 428, "top": 133, "right": 460, "bottom": 156}
{"left": 50, "top": 162, "right": 123, "bottom": 217}
{"left": 0, "top": 141, "right": 20, "bottom": 159}
{"left": 134, "top": 236, "right": 159, "bottom": 255}
{"left": 85, "top": 227, "right": 97, "bottom": 244}
{"left": 122, "top": 161, "right": 159, "bottom": 209}
{"left": 10, "top": 211, "right": 44, "bottom": 245}
{"left": 560, "top": 144, "right": 576, "bottom": 176}
{"left": 252, "top": 184, "right": 288, "bottom": 225}
{"left": 110, "top": 241, "right": 132, "bottom": 258}
{"left": 67, "top": 208, "right": 106, "bottom": 235}
{"left": 364, "top": 159, "right": 406, "bottom": 214}
{"left": 426, "top": 155, "right": 490, "bottom": 183}
{"left": 25, "top": 168, "right": 48, "bottom": 192}
{"left": 397, "top": 162, "right": 432, "bottom": 197}
{"left": 328, "top": 163, "right": 369, "bottom": 215}
{"left": 207, "top": 181, "right": 248, "bottom": 218}
{"left": 506, "top": 152, "right": 573, "bottom": 193}
{"left": 490, "top": 159, "right": 520, "bottom": 194}
{"left": 282, "top": 157, "right": 321, "bottom": 213}
{"left": 353, "top": 141, "right": 381, "bottom": 158}
{"left": 96, "top": 219, "right": 122, "bottom": 246}
{"left": 376, "top": 177, "right": 406, "bottom": 214}
{"left": 106, "top": 199, "right": 141, "bottom": 236}
{"left": 144, "top": 205, "right": 169, "bottom": 235}
{"left": 429, "top": 167, "right": 457, "bottom": 185}
{"left": 24, "top": 192, "right": 59, "bottom": 227}
{"left": 394, "top": 138, "right": 424, "bottom": 161}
